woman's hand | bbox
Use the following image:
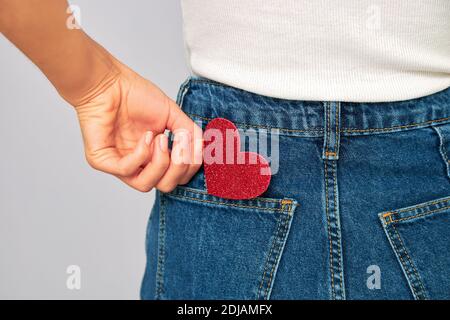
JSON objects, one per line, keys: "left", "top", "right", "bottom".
{"left": 1, "top": 0, "right": 202, "bottom": 192}
{"left": 75, "top": 60, "right": 203, "bottom": 192}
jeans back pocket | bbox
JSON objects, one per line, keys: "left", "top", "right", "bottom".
{"left": 379, "top": 196, "right": 450, "bottom": 300}
{"left": 155, "top": 186, "right": 298, "bottom": 300}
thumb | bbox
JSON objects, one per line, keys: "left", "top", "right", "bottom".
{"left": 86, "top": 131, "right": 154, "bottom": 177}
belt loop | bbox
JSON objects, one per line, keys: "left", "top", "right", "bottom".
{"left": 322, "top": 101, "right": 341, "bottom": 160}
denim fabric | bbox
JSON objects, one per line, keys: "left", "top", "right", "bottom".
{"left": 141, "top": 78, "right": 450, "bottom": 300}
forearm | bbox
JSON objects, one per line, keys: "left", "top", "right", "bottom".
{"left": 0, "top": 0, "right": 118, "bottom": 105}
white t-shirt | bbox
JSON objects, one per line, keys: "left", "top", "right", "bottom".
{"left": 181, "top": 0, "right": 450, "bottom": 102}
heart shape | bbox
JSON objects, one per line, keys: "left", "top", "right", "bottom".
{"left": 203, "top": 118, "right": 271, "bottom": 200}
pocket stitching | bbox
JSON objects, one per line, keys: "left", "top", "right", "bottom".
{"left": 160, "top": 188, "right": 298, "bottom": 300}
{"left": 390, "top": 223, "right": 428, "bottom": 299}
{"left": 396, "top": 197, "right": 450, "bottom": 213}
{"left": 256, "top": 213, "right": 285, "bottom": 299}
{"left": 178, "top": 186, "right": 282, "bottom": 203}
{"left": 256, "top": 205, "right": 295, "bottom": 300}
{"left": 166, "top": 193, "right": 291, "bottom": 212}
{"left": 166, "top": 187, "right": 296, "bottom": 213}
{"left": 264, "top": 215, "right": 291, "bottom": 299}
{"left": 381, "top": 196, "right": 450, "bottom": 225}
{"left": 379, "top": 196, "right": 450, "bottom": 299}
{"left": 389, "top": 205, "right": 450, "bottom": 224}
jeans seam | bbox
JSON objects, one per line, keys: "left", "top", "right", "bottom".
{"left": 326, "top": 102, "right": 331, "bottom": 154}
{"left": 383, "top": 224, "right": 419, "bottom": 299}
{"left": 342, "top": 117, "right": 450, "bottom": 133}
{"left": 155, "top": 193, "right": 166, "bottom": 299}
{"left": 336, "top": 102, "right": 341, "bottom": 156}
{"left": 257, "top": 215, "right": 284, "bottom": 299}
{"left": 323, "top": 102, "right": 340, "bottom": 160}
{"left": 176, "top": 78, "right": 191, "bottom": 106}
{"left": 185, "top": 112, "right": 324, "bottom": 133}
{"left": 185, "top": 112, "right": 450, "bottom": 136}
{"left": 264, "top": 216, "right": 290, "bottom": 299}
{"left": 381, "top": 196, "right": 450, "bottom": 222}
{"left": 332, "top": 160, "right": 345, "bottom": 299}
{"left": 188, "top": 77, "right": 450, "bottom": 133}
{"left": 324, "top": 160, "right": 335, "bottom": 299}
{"left": 388, "top": 205, "right": 450, "bottom": 224}
{"left": 432, "top": 125, "right": 450, "bottom": 181}
{"left": 324, "top": 163, "right": 345, "bottom": 300}
{"left": 171, "top": 186, "right": 282, "bottom": 203}
{"left": 393, "top": 197, "right": 450, "bottom": 214}
{"left": 390, "top": 224, "right": 428, "bottom": 299}
{"left": 166, "top": 193, "right": 289, "bottom": 212}
{"left": 183, "top": 78, "right": 450, "bottom": 135}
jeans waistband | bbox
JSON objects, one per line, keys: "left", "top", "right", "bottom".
{"left": 178, "top": 77, "right": 450, "bottom": 137}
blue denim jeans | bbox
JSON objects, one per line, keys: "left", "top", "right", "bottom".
{"left": 141, "top": 78, "right": 450, "bottom": 300}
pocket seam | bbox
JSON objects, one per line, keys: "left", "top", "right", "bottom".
{"left": 388, "top": 205, "right": 450, "bottom": 224}
{"left": 166, "top": 186, "right": 297, "bottom": 214}
{"left": 379, "top": 216, "right": 429, "bottom": 299}
{"left": 167, "top": 193, "right": 287, "bottom": 212}
{"left": 257, "top": 212, "right": 292, "bottom": 300}
{"left": 376, "top": 196, "right": 450, "bottom": 300}
{"left": 388, "top": 223, "right": 429, "bottom": 299}
{"left": 158, "top": 187, "right": 298, "bottom": 300}
{"left": 381, "top": 195, "right": 450, "bottom": 225}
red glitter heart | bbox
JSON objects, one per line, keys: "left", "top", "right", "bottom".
{"left": 203, "top": 118, "right": 271, "bottom": 200}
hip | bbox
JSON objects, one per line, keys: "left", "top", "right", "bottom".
{"left": 141, "top": 78, "right": 450, "bottom": 300}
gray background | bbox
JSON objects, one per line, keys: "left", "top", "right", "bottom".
{"left": 0, "top": 0, "right": 188, "bottom": 299}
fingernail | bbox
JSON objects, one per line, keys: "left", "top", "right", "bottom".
{"left": 159, "top": 135, "right": 168, "bottom": 152}
{"left": 145, "top": 131, "right": 153, "bottom": 146}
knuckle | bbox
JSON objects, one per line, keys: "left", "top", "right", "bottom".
{"left": 135, "top": 184, "right": 153, "bottom": 193}
{"left": 157, "top": 182, "right": 176, "bottom": 193}
{"left": 180, "top": 172, "right": 195, "bottom": 185}
{"left": 165, "top": 95, "right": 178, "bottom": 111}
{"left": 117, "top": 165, "right": 131, "bottom": 177}
{"left": 179, "top": 175, "right": 193, "bottom": 186}
{"left": 117, "top": 162, "right": 139, "bottom": 177}
{"left": 158, "top": 157, "right": 171, "bottom": 169}
{"left": 86, "top": 156, "right": 100, "bottom": 170}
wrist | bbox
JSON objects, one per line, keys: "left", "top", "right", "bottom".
{"left": 0, "top": 0, "right": 120, "bottom": 106}
{"left": 57, "top": 33, "right": 121, "bottom": 106}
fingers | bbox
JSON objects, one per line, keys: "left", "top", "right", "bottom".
{"left": 87, "top": 129, "right": 201, "bottom": 193}
{"left": 85, "top": 99, "right": 203, "bottom": 193}
{"left": 86, "top": 131, "right": 154, "bottom": 176}
{"left": 178, "top": 124, "right": 203, "bottom": 185}
{"left": 121, "top": 134, "right": 170, "bottom": 192}
{"left": 156, "top": 105, "right": 204, "bottom": 190}
{"left": 133, "top": 122, "right": 202, "bottom": 193}
{"left": 155, "top": 131, "right": 191, "bottom": 192}
{"left": 165, "top": 101, "right": 204, "bottom": 186}
{"left": 165, "top": 98, "right": 197, "bottom": 134}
